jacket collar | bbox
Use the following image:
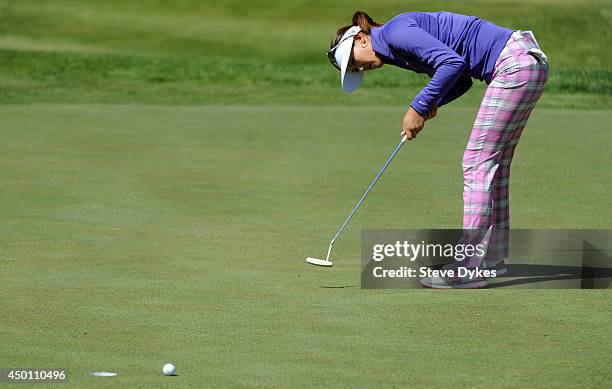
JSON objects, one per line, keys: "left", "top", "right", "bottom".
{"left": 370, "top": 26, "right": 392, "bottom": 60}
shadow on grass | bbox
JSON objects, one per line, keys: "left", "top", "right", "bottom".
{"left": 488, "top": 263, "right": 612, "bottom": 288}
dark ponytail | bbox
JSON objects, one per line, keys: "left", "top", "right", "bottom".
{"left": 329, "top": 11, "right": 382, "bottom": 51}
{"left": 351, "top": 11, "right": 381, "bottom": 34}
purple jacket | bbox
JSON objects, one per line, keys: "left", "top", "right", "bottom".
{"left": 370, "top": 12, "right": 513, "bottom": 116}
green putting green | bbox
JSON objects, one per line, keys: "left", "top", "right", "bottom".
{"left": 1, "top": 104, "right": 611, "bottom": 387}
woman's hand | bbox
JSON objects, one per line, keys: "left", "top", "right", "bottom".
{"left": 401, "top": 107, "right": 426, "bottom": 140}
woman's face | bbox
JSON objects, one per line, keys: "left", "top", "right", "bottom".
{"left": 349, "top": 33, "right": 384, "bottom": 72}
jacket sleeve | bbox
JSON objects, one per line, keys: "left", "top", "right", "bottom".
{"left": 384, "top": 20, "right": 467, "bottom": 116}
{"left": 437, "top": 75, "right": 473, "bottom": 107}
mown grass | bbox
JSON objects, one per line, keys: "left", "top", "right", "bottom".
{"left": 1, "top": 49, "right": 610, "bottom": 108}
{"left": 1, "top": 104, "right": 611, "bottom": 387}
{"left": 0, "top": 0, "right": 610, "bottom": 65}
{"left": 0, "top": 0, "right": 610, "bottom": 107}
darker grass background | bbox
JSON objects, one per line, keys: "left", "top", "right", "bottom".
{"left": 1, "top": 50, "right": 611, "bottom": 108}
{"left": 0, "top": 0, "right": 610, "bottom": 108}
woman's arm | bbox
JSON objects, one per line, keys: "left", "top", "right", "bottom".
{"left": 384, "top": 21, "right": 467, "bottom": 116}
{"left": 438, "top": 76, "right": 473, "bottom": 107}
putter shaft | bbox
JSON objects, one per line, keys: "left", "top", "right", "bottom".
{"left": 327, "top": 135, "right": 408, "bottom": 257}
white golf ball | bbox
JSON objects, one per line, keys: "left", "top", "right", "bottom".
{"left": 162, "top": 363, "right": 176, "bottom": 376}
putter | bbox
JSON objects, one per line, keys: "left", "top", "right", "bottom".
{"left": 306, "top": 134, "right": 409, "bottom": 267}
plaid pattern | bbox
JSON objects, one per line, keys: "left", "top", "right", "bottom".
{"left": 462, "top": 31, "right": 548, "bottom": 264}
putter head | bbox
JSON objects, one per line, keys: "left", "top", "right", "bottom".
{"left": 306, "top": 257, "right": 333, "bottom": 267}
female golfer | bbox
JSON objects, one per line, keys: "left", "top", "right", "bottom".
{"left": 328, "top": 11, "right": 548, "bottom": 288}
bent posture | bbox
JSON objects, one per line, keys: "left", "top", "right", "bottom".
{"left": 327, "top": 11, "right": 548, "bottom": 288}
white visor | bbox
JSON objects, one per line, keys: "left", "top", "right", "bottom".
{"left": 332, "top": 26, "right": 364, "bottom": 93}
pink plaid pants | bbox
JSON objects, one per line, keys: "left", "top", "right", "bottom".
{"left": 463, "top": 31, "right": 549, "bottom": 264}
